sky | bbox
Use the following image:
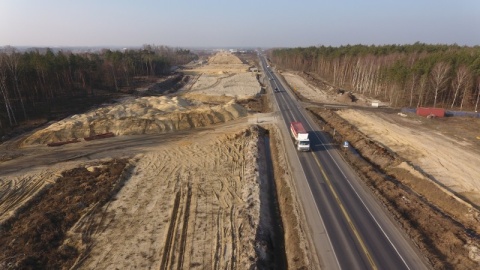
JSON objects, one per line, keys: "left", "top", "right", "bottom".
{"left": 1, "top": 0, "right": 479, "bottom": 48}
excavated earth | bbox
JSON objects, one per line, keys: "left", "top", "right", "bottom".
{"left": 0, "top": 53, "right": 312, "bottom": 269}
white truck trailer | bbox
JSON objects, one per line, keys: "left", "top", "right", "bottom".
{"left": 290, "top": 122, "right": 310, "bottom": 151}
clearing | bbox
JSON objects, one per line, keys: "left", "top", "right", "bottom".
{"left": 0, "top": 52, "right": 312, "bottom": 269}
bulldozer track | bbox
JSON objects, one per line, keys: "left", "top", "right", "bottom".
{"left": 177, "top": 182, "right": 192, "bottom": 270}
{"left": 159, "top": 190, "right": 181, "bottom": 270}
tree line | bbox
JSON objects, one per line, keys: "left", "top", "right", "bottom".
{"left": 269, "top": 43, "right": 480, "bottom": 110}
{"left": 0, "top": 45, "right": 197, "bottom": 134}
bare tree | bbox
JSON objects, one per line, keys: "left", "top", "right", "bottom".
{"left": 416, "top": 75, "right": 428, "bottom": 108}
{"left": 0, "top": 54, "right": 17, "bottom": 126}
{"left": 475, "top": 78, "right": 480, "bottom": 112}
{"left": 430, "top": 62, "right": 450, "bottom": 107}
{"left": 408, "top": 73, "right": 418, "bottom": 107}
{"left": 450, "top": 65, "right": 470, "bottom": 108}
{"left": 3, "top": 46, "right": 28, "bottom": 120}
{"left": 459, "top": 85, "right": 470, "bottom": 110}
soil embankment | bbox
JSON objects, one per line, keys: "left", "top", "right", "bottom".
{"left": 268, "top": 124, "right": 313, "bottom": 269}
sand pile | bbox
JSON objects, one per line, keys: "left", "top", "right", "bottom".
{"left": 22, "top": 96, "right": 248, "bottom": 145}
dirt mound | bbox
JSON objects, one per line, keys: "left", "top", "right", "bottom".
{"left": 21, "top": 97, "right": 248, "bottom": 145}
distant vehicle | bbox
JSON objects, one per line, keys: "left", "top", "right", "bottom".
{"left": 290, "top": 122, "right": 310, "bottom": 151}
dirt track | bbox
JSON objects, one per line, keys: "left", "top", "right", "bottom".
{"left": 79, "top": 126, "right": 266, "bottom": 269}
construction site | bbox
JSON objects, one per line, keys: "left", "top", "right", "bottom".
{"left": 1, "top": 51, "right": 480, "bottom": 269}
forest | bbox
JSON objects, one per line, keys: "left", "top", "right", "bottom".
{"left": 0, "top": 45, "right": 196, "bottom": 137}
{"left": 269, "top": 43, "right": 480, "bottom": 110}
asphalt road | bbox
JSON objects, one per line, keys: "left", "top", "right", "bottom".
{"left": 261, "top": 56, "right": 430, "bottom": 270}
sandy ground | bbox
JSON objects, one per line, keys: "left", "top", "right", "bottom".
{"left": 184, "top": 51, "right": 261, "bottom": 100}
{"left": 79, "top": 126, "right": 262, "bottom": 269}
{"left": 190, "top": 72, "right": 261, "bottom": 99}
{"left": 22, "top": 96, "right": 248, "bottom": 146}
{"left": 0, "top": 52, "right": 311, "bottom": 269}
{"left": 337, "top": 109, "right": 480, "bottom": 204}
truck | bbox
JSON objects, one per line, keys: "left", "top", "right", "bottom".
{"left": 290, "top": 122, "right": 310, "bottom": 151}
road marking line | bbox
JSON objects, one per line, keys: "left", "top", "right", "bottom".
{"left": 311, "top": 152, "right": 378, "bottom": 270}
{"left": 310, "top": 130, "right": 411, "bottom": 270}
{"left": 270, "top": 61, "right": 412, "bottom": 269}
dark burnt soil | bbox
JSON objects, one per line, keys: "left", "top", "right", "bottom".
{"left": 307, "top": 107, "right": 480, "bottom": 270}
{"left": 0, "top": 159, "right": 129, "bottom": 270}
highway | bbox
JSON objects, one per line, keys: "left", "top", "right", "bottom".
{"left": 260, "top": 56, "right": 430, "bottom": 270}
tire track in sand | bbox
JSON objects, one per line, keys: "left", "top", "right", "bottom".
{"left": 159, "top": 190, "right": 181, "bottom": 269}
{"left": 79, "top": 127, "right": 261, "bottom": 269}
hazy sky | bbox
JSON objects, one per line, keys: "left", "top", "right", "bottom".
{"left": 1, "top": 0, "right": 479, "bottom": 48}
